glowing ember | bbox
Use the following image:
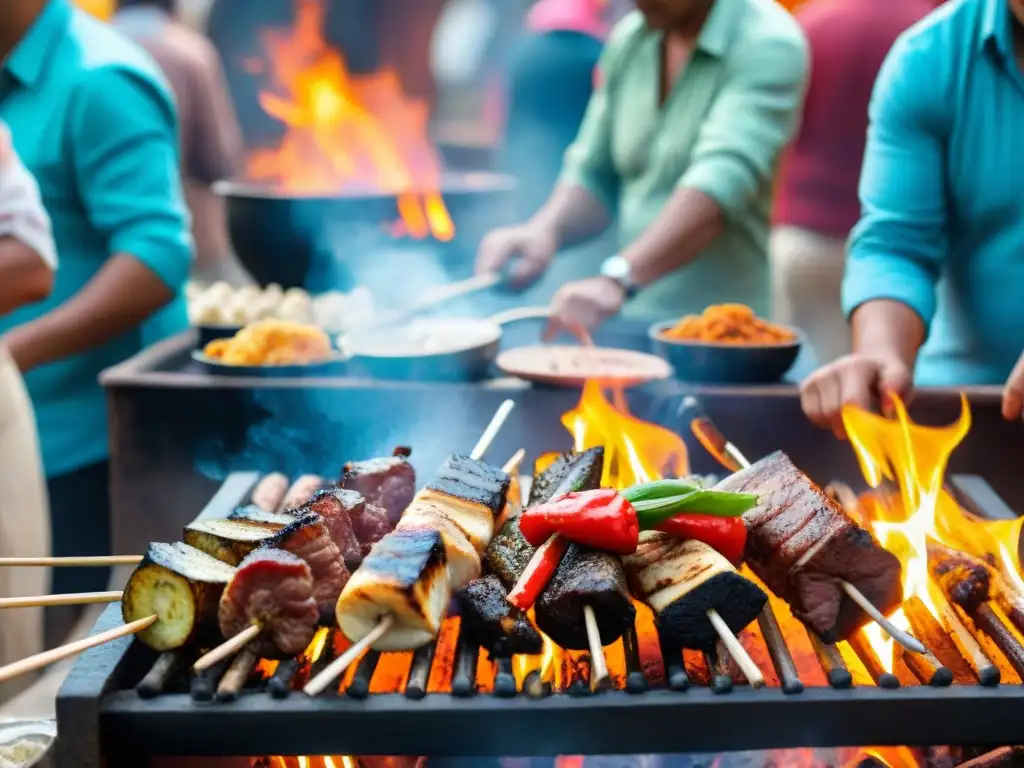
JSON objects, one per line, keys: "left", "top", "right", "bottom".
{"left": 246, "top": 0, "right": 453, "bottom": 240}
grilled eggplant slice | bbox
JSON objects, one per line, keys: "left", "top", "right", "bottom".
{"left": 459, "top": 574, "right": 542, "bottom": 655}
{"left": 228, "top": 504, "right": 295, "bottom": 529}
{"left": 122, "top": 542, "right": 236, "bottom": 651}
{"left": 184, "top": 518, "right": 278, "bottom": 566}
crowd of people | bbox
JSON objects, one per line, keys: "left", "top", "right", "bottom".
{"left": 0, "top": 0, "right": 1023, "bottom": 707}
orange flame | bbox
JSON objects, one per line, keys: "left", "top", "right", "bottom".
{"left": 841, "top": 395, "right": 971, "bottom": 669}
{"left": 566, "top": 380, "right": 689, "bottom": 487}
{"left": 246, "top": 0, "right": 453, "bottom": 240}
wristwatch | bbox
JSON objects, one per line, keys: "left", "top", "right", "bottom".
{"left": 599, "top": 255, "right": 640, "bottom": 299}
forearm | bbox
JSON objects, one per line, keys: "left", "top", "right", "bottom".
{"left": 619, "top": 187, "right": 723, "bottom": 286}
{"left": 851, "top": 298, "right": 926, "bottom": 368}
{"left": 9, "top": 254, "right": 174, "bottom": 369}
{"left": 0, "top": 238, "right": 54, "bottom": 315}
{"left": 529, "top": 184, "right": 613, "bottom": 249}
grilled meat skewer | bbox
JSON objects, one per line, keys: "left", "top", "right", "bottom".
{"left": 623, "top": 534, "right": 767, "bottom": 650}
{"left": 279, "top": 474, "right": 327, "bottom": 512}
{"left": 927, "top": 540, "right": 992, "bottom": 613}
{"left": 218, "top": 548, "right": 320, "bottom": 659}
{"left": 122, "top": 542, "right": 236, "bottom": 651}
{"left": 716, "top": 451, "right": 903, "bottom": 642}
{"left": 250, "top": 472, "right": 289, "bottom": 513}
{"left": 458, "top": 448, "right": 605, "bottom": 654}
{"left": 335, "top": 454, "right": 511, "bottom": 652}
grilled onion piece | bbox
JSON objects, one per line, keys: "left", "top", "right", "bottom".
{"left": 122, "top": 542, "right": 236, "bottom": 651}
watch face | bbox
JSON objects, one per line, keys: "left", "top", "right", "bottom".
{"left": 602, "top": 257, "right": 630, "bottom": 282}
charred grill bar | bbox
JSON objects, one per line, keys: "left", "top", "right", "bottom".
{"left": 54, "top": 468, "right": 1024, "bottom": 767}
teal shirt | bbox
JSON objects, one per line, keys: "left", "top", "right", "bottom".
{"left": 560, "top": 3, "right": 808, "bottom": 320}
{"left": 0, "top": 0, "right": 192, "bottom": 477}
{"left": 843, "top": 0, "right": 1024, "bottom": 386}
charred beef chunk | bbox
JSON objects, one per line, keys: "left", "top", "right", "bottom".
{"left": 535, "top": 544, "right": 636, "bottom": 650}
{"left": 354, "top": 502, "right": 391, "bottom": 556}
{"left": 718, "top": 451, "right": 903, "bottom": 642}
{"left": 266, "top": 513, "right": 349, "bottom": 623}
{"left": 927, "top": 541, "right": 991, "bottom": 613}
{"left": 459, "top": 574, "right": 543, "bottom": 655}
{"left": 302, "top": 488, "right": 364, "bottom": 569}
{"left": 426, "top": 454, "right": 511, "bottom": 517}
{"left": 341, "top": 454, "right": 417, "bottom": 525}
{"left": 219, "top": 548, "right": 319, "bottom": 659}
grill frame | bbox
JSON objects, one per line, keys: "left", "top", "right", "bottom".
{"left": 56, "top": 427, "right": 1024, "bottom": 766}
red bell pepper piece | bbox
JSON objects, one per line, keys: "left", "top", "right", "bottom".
{"left": 655, "top": 513, "right": 747, "bottom": 565}
{"left": 519, "top": 488, "right": 639, "bottom": 554}
{"left": 507, "top": 533, "right": 571, "bottom": 611}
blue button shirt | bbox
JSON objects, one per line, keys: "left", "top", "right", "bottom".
{"left": 842, "top": 0, "right": 1024, "bottom": 386}
{"left": 0, "top": 0, "right": 191, "bottom": 477}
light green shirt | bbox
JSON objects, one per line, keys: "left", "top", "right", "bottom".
{"left": 560, "top": 2, "right": 809, "bottom": 320}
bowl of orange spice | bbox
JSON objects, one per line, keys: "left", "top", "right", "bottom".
{"left": 649, "top": 304, "right": 802, "bottom": 384}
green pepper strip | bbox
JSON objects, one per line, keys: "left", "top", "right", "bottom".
{"left": 621, "top": 483, "right": 758, "bottom": 530}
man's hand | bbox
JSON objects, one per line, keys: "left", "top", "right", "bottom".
{"left": 799, "top": 353, "right": 914, "bottom": 439}
{"left": 544, "top": 276, "right": 626, "bottom": 341}
{"left": 475, "top": 225, "right": 558, "bottom": 290}
{"left": 1002, "top": 351, "right": 1024, "bottom": 421}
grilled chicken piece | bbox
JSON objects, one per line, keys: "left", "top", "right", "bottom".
{"left": 302, "top": 488, "right": 363, "bottom": 568}
{"left": 341, "top": 451, "right": 417, "bottom": 525}
{"left": 250, "top": 472, "right": 290, "bottom": 512}
{"left": 219, "top": 549, "right": 319, "bottom": 658}
{"left": 535, "top": 545, "right": 636, "bottom": 650}
{"left": 267, "top": 514, "right": 349, "bottom": 621}
{"left": 335, "top": 528, "right": 449, "bottom": 651}
{"left": 718, "top": 451, "right": 903, "bottom": 642}
{"left": 459, "top": 574, "right": 542, "bottom": 655}
{"left": 184, "top": 519, "right": 278, "bottom": 566}
{"left": 229, "top": 505, "right": 294, "bottom": 529}
{"left": 398, "top": 502, "right": 481, "bottom": 589}
{"left": 122, "top": 542, "right": 236, "bottom": 651}
{"left": 279, "top": 474, "right": 325, "bottom": 511}
{"left": 623, "top": 533, "right": 767, "bottom": 650}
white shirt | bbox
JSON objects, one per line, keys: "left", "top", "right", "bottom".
{"left": 0, "top": 122, "right": 57, "bottom": 270}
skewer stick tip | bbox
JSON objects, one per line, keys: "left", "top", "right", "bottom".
{"left": 469, "top": 399, "right": 516, "bottom": 462}
{"left": 304, "top": 615, "right": 394, "bottom": 698}
{"left": 707, "top": 608, "right": 765, "bottom": 689}
{"left": 841, "top": 581, "right": 926, "bottom": 654}
{"left": 192, "top": 623, "right": 263, "bottom": 672}
{"left": 582, "top": 605, "right": 610, "bottom": 692}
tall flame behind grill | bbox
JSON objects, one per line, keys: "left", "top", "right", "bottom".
{"left": 244, "top": 0, "right": 454, "bottom": 240}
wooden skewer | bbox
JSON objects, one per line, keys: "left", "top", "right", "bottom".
{"left": 0, "top": 590, "right": 123, "bottom": 609}
{"left": 502, "top": 448, "right": 526, "bottom": 474}
{"left": 685, "top": 404, "right": 927, "bottom": 656}
{"left": 941, "top": 601, "right": 1000, "bottom": 686}
{"left": 304, "top": 615, "right": 394, "bottom": 697}
{"left": 707, "top": 608, "right": 764, "bottom": 688}
{"left": 0, "top": 614, "right": 157, "bottom": 684}
{"left": 305, "top": 401, "right": 517, "bottom": 697}
{"left": 0, "top": 555, "right": 143, "bottom": 567}
{"left": 582, "top": 605, "right": 610, "bottom": 692}
{"left": 193, "top": 624, "right": 262, "bottom": 672}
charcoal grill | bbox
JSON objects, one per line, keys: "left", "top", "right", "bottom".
{"left": 55, "top": 466, "right": 1024, "bottom": 767}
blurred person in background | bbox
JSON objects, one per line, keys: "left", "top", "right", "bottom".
{"left": 476, "top": 0, "right": 809, "bottom": 339}
{"left": 0, "top": 0, "right": 192, "bottom": 647}
{"left": 502, "top": 0, "right": 631, "bottom": 218}
{"left": 114, "top": 0, "right": 246, "bottom": 283}
{"left": 770, "top": 0, "right": 933, "bottom": 367}
{"left": 800, "top": 0, "right": 1024, "bottom": 436}
{"left": 0, "top": 123, "right": 56, "bottom": 702}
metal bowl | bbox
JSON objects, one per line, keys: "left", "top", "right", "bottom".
{"left": 214, "top": 173, "right": 515, "bottom": 290}
{"left": 0, "top": 719, "right": 56, "bottom": 767}
{"left": 648, "top": 320, "right": 803, "bottom": 384}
